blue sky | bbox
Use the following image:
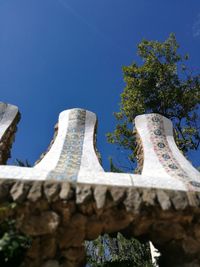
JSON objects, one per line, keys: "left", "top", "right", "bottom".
{"left": 0, "top": 0, "right": 200, "bottom": 170}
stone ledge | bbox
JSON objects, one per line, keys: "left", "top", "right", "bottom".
{"left": 1, "top": 179, "right": 200, "bottom": 210}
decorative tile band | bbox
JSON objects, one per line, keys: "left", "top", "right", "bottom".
{"left": 48, "top": 109, "right": 86, "bottom": 182}
{"left": 147, "top": 114, "right": 199, "bottom": 191}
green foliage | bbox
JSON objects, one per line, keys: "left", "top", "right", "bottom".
{"left": 86, "top": 233, "right": 154, "bottom": 267}
{"left": 0, "top": 203, "right": 31, "bottom": 267}
{"left": 0, "top": 220, "right": 31, "bottom": 266}
{"left": 107, "top": 33, "right": 200, "bottom": 168}
{"left": 109, "top": 157, "right": 123, "bottom": 173}
{"left": 1, "top": 157, "right": 32, "bottom": 266}
{"left": 15, "top": 159, "right": 31, "bottom": 167}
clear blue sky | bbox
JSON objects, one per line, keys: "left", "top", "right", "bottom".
{"left": 0, "top": 0, "right": 200, "bottom": 170}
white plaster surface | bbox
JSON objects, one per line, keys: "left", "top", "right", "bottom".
{"left": 0, "top": 166, "right": 187, "bottom": 191}
{"left": 80, "top": 110, "right": 104, "bottom": 172}
{"left": 0, "top": 108, "right": 199, "bottom": 192}
{"left": 77, "top": 171, "right": 133, "bottom": 187}
{"left": 163, "top": 117, "right": 200, "bottom": 180}
{"left": 150, "top": 242, "right": 159, "bottom": 266}
{"left": 0, "top": 165, "right": 50, "bottom": 180}
{"left": 135, "top": 114, "right": 200, "bottom": 191}
{"left": 34, "top": 110, "right": 71, "bottom": 171}
{"left": 166, "top": 132, "right": 200, "bottom": 181}
{"left": 130, "top": 172, "right": 187, "bottom": 191}
{"left": 135, "top": 115, "right": 172, "bottom": 179}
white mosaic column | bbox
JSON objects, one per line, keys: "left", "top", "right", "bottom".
{"left": 135, "top": 113, "right": 200, "bottom": 191}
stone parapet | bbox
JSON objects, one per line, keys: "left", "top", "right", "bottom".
{"left": 1, "top": 103, "right": 200, "bottom": 266}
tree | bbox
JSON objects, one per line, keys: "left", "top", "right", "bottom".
{"left": 0, "top": 203, "right": 31, "bottom": 267}
{"left": 107, "top": 33, "right": 200, "bottom": 170}
{"left": 86, "top": 233, "right": 153, "bottom": 267}
{"left": 103, "top": 34, "right": 200, "bottom": 266}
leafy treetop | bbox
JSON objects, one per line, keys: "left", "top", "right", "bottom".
{"left": 107, "top": 33, "right": 200, "bottom": 169}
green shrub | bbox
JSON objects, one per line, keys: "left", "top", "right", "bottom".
{"left": 0, "top": 204, "right": 31, "bottom": 267}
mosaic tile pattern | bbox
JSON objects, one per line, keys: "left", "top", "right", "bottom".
{"left": 146, "top": 114, "right": 199, "bottom": 190}
{"left": 48, "top": 109, "right": 86, "bottom": 182}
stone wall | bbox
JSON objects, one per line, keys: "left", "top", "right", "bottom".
{"left": 1, "top": 179, "right": 200, "bottom": 267}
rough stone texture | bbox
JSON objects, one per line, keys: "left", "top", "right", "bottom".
{"left": 61, "top": 246, "right": 85, "bottom": 262}
{"left": 41, "top": 260, "right": 60, "bottom": 267}
{"left": 94, "top": 185, "right": 107, "bottom": 209}
{"left": 0, "top": 110, "right": 20, "bottom": 165}
{"left": 44, "top": 181, "right": 60, "bottom": 202}
{"left": 26, "top": 238, "right": 40, "bottom": 259}
{"left": 85, "top": 216, "right": 103, "bottom": 240}
{"left": 76, "top": 185, "right": 92, "bottom": 205}
{"left": 157, "top": 190, "right": 171, "bottom": 210}
{"left": 41, "top": 236, "right": 57, "bottom": 260}
{"left": 171, "top": 191, "right": 189, "bottom": 210}
{"left": 22, "top": 211, "right": 60, "bottom": 236}
{"left": 1, "top": 180, "right": 200, "bottom": 266}
{"left": 110, "top": 187, "right": 125, "bottom": 203}
{"left": 27, "top": 181, "right": 43, "bottom": 202}
{"left": 59, "top": 182, "right": 72, "bottom": 200}
{"left": 123, "top": 188, "right": 141, "bottom": 212}
{"left": 0, "top": 180, "right": 12, "bottom": 201}
{"left": 10, "top": 181, "right": 30, "bottom": 202}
